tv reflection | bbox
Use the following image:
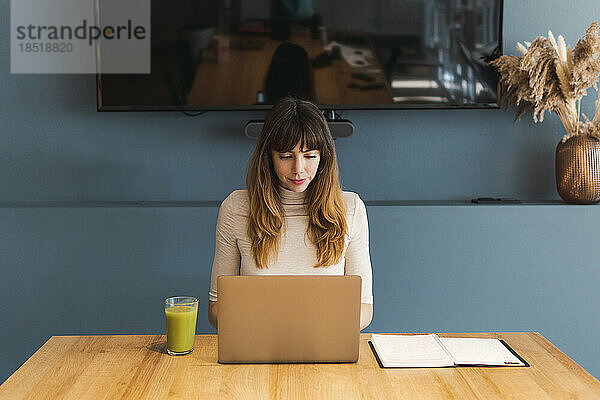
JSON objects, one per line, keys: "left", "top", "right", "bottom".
{"left": 99, "top": 0, "right": 502, "bottom": 109}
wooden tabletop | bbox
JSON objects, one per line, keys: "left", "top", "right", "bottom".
{"left": 2, "top": 332, "right": 599, "bottom": 399}
{"left": 188, "top": 33, "right": 392, "bottom": 106}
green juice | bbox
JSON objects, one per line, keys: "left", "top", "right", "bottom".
{"left": 165, "top": 305, "right": 197, "bottom": 354}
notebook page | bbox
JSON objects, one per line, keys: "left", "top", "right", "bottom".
{"left": 371, "top": 334, "right": 454, "bottom": 366}
{"left": 438, "top": 338, "right": 525, "bottom": 366}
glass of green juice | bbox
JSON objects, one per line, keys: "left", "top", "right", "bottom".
{"left": 165, "top": 296, "right": 198, "bottom": 356}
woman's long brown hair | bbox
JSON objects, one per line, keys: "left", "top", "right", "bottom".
{"left": 246, "top": 97, "right": 347, "bottom": 269}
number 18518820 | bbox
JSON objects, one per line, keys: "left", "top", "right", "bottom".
{"left": 19, "top": 42, "right": 74, "bottom": 53}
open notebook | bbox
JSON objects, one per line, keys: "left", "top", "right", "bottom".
{"left": 370, "top": 334, "right": 529, "bottom": 368}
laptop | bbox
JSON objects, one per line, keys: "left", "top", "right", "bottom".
{"left": 217, "top": 275, "right": 362, "bottom": 363}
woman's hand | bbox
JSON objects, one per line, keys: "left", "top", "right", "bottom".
{"left": 360, "top": 303, "right": 373, "bottom": 331}
{"left": 208, "top": 300, "right": 218, "bottom": 330}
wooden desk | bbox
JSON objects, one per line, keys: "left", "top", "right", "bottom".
{"left": 2, "top": 333, "right": 599, "bottom": 399}
{"left": 187, "top": 34, "right": 393, "bottom": 106}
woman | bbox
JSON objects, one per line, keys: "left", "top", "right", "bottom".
{"left": 208, "top": 96, "right": 373, "bottom": 330}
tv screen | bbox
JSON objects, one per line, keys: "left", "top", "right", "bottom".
{"left": 97, "top": 0, "right": 503, "bottom": 111}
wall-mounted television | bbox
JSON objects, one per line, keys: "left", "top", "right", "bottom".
{"left": 97, "top": 0, "right": 503, "bottom": 111}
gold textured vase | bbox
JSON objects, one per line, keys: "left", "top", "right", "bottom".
{"left": 555, "top": 134, "right": 600, "bottom": 204}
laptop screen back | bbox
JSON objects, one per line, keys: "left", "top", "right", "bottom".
{"left": 217, "top": 275, "right": 361, "bottom": 363}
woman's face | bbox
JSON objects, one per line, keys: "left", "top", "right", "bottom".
{"left": 271, "top": 142, "right": 321, "bottom": 192}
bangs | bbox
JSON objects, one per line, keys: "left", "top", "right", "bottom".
{"left": 268, "top": 111, "right": 327, "bottom": 153}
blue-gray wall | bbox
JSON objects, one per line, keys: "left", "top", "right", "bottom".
{"left": 2, "top": 0, "right": 600, "bottom": 383}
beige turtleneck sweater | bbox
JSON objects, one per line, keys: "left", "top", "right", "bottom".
{"left": 208, "top": 186, "right": 373, "bottom": 304}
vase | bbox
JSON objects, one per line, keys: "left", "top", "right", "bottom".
{"left": 555, "top": 134, "right": 600, "bottom": 204}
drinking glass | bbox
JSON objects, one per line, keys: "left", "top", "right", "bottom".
{"left": 165, "top": 296, "right": 198, "bottom": 356}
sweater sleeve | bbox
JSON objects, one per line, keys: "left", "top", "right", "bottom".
{"left": 344, "top": 193, "right": 374, "bottom": 304}
{"left": 208, "top": 192, "right": 241, "bottom": 302}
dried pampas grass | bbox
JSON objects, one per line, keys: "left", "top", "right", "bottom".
{"left": 491, "top": 22, "right": 600, "bottom": 141}
{"left": 573, "top": 22, "right": 600, "bottom": 97}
